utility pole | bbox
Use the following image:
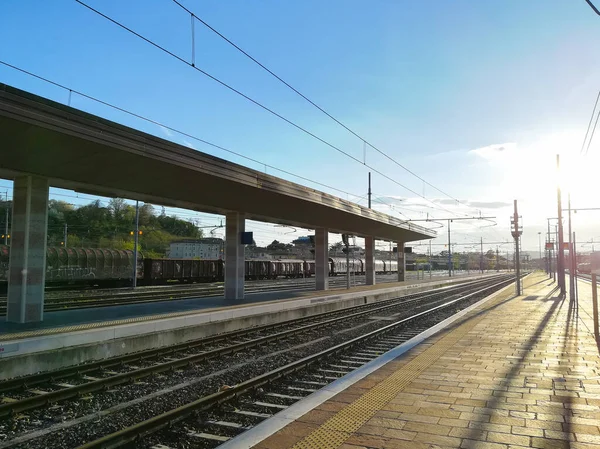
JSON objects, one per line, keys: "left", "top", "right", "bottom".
{"left": 506, "top": 251, "right": 509, "bottom": 271}
{"left": 538, "top": 231, "right": 542, "bottom": 270}
{"left": 64, "top": 223, "right": 68, "bottom": 248}
{"left": 511, "top": 200, "right": 522, "bottom": 295}
{"left": 132, "top": 200, "right": 140, "bottom": 288}
{"left": 368, "top": 172, "right": 372, "bottom": 209}
{"left": 556, "top": 155, "right": 566, "bottom": 297}
{"left": 342, "top": 234, "right": 350, "bottom": 290}
{"left": 568, "top": 192, "right": 575, "bottom": 302}
{"left": 572, "top": 231, "right": 578, "bottom": 303}
{"left": 547, "top": 219, "right": 551, "bottom": 277}
{"left": 496, "top": 246, "right": 499, "bottom": 272}
{"left": 429, "top": 240, "right": 432, "bottom": 279}
{"left": 480, "top": 237, "right": 484, "bottom": 274}
{"left": 406, "top": 216, "right": 496, "bottom": 279}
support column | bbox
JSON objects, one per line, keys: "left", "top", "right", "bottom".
{"left": 225, "top": 212, "right": 245, "bottom": 300}
{"left": 396, "top": 242, "right": 405, "bottom": 282}
{"left": 365, "top": 236, "right": 375, "bottom": 285}
{"left": 7, "top": 176, "right": 49, "bottom": 323}
{"left": 315, "top": 228, "right": 329, "bottom": 290}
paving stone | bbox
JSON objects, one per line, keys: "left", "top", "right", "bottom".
{"left": 402, "top": 421, "right": 452, "bottom": 435}
{"left": 511, "top": 425, "right": 544, "bottom": 437}
{"left": 486, "top": 431, "right": 530, "bottom": 446}
{"left": 412, "top": 431, "right": 462, "bottom": 446}
{"left": 248, "top": 275, "right": 600, "bottom": 449}
{"left": 460, "top": 439, "right": 509, "bottom": 449}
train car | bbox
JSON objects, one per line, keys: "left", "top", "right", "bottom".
{"left": 143, "top": 258, "right": 223, "bottom": 284}
{"left": 303, "top": 260, "right": 315, "bottom": 277}
{"left": 0, "top": 245, "right": 138, "bottom": 286}
{"left": 274, "top": 259, "right": 305, "bottom": 278}
{"left": 0, "top": 244, "right": 406, "bottom": 289}
{"left": 44, "top": 247, "right": 137, "bottom": 286}
{"left": 246, "top": 259, "right": 272, "bottom": 280}
{"left": 383, "top": 260, "right": 398, "bottom": 273}
{"left": 0, "top": 245, "right": 9, "bottom": 282}
{"left": 329, "top": 257, "right": 364, "bottom": 275}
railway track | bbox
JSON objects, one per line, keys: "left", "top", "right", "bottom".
{"left": 0, "top": 272, "right": 467, "bottom": 315}
{"left": 0, "top": 276, "right": 503, "bottom": 416}
{"left": 0, "top": 274, "right": 516, "bottom": 449}
{"left": 0, "top": 276, "right": 387, "bottom": 315}
{"left": 81, "top": 276, "right": 515, "bottom": 449}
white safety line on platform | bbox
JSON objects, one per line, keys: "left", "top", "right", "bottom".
{"left": 217, "top": 279, "right": 519, "bottom": 449}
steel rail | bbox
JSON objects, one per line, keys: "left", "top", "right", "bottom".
{"left": 75, "top": 277, "right": 514, "bottom": 449}
{"left": 0, "top": 276, "right": 510, "bottom": 416}
{"left": 0, "top": 275, "right": 501, "bottom": 394}
{"left": 0, "top": 276, "right": 403, "bottom": 314}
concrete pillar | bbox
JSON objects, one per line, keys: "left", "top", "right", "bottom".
{"left": 397, "top": 242, "right": 405, "bottom": 282}
{"left": 225, "top": 212, "right": 245, "bottom": 299}
{"left": 315, "top": 228, "right": 329, "bottom": 290}
{"left": 365, "top": 236, "right": 375, "bottom": 285}
{"left": 7, "top": 176, "right": 49, "bottom": 323}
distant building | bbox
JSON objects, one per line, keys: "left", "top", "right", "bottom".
{"left": 168, "top": 238, "right": 224, "bottom": 259}
{"left": 247, "top": 250, "right": 273, "bottom": 260}
{"left": 294, "top": 236, "right": 312, "bottom": 245}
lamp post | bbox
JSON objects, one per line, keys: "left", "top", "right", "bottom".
{"left": 556, "top": 155, "right": 566, "bottom": 297}
{"left": 538, "top": 232, "right": 542, "bottom": 269}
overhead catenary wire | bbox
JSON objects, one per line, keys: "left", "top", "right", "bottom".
{"left": 0, "top": 60, "right": 367, "bottom": 204}
{"left": 170, "top": 0, "right": 477, "bottom": 214}
{"left": 581, "top": 89, "right": 600, "bottom": 155}
{"left": 72, "top": 0, "right": 468, "bottom": 218}
{"left": 1, "top": 187, "right": 307, "bottom": 244}
{"left": 584, "top": 99, "right": 600, "bottom": 155}
{"left": 584, "top": 0, "right": 600, "bottom": 16}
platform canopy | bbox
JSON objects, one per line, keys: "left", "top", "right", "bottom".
{"left": 0, "top": 83, "right": 435, "bottom": 242}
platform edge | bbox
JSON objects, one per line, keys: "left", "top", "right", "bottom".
{"left": 218, "top": 276, "right": 524, "bottom": 449}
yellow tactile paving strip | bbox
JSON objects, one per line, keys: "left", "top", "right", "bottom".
{"left": 287, "top": 287, "right": 492, "bottom": 449}
{"left": 255, "top": 273, "right": 600, "bottom": 449}
{"left": 0, "top": 275, "right": 486, "bottom": 342}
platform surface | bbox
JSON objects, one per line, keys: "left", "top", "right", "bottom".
{"left": 251, "top": 273, "right": 600, "bottom": 449}
{"left": 0, "top": 272, "right": 490, "bottom": 340}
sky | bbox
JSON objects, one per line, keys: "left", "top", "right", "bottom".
{"left": 1, "top": 0, "right": 599, "bottom": 254}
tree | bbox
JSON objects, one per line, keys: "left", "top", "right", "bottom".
{"left": 66, "top": 234, "right": 82, "bottom": 247}
{"left": 139, "top": 204, "right": 155, "bottom": 226}
{"left": 108, "top": 198, "right": 127, "bottom": 221}
{"left": 139, "top": 228, "right": 171, "bottom": 255}
{"left": 38, "top": 198, "right": 206, "bottom": 256}
{"left": 329, "top": 242, "right": 344, "bottom": 252}
{"left": 266, "top": 240, "right": 293, "bottom": 254}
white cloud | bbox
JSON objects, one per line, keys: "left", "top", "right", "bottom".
{"left": 182, "top": 139, "right": 197, "bottom": 150}
{"left": 469, "top": 142, "right": 517, "bottom": 160}
{"left": 158, "top": 125, "right": 174, "bottom": 138}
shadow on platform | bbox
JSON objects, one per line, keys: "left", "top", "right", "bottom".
{"left": 458, "top": 284, "right": 567, "bottom": 446}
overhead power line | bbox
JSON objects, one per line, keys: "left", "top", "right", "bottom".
{"left": 73, "top": 0, "right": 467, "bottom": 217}
{"left": 581, "top": 89, "right": 600, "bottom": 155}
{"left": 170, "top": 0, "right": 474, "bottom": 212}
{"left": 584, "top": 96, "right": 600, "bottom": 156}
{"left": 170, "top": 1, "right": 468, "bottom": 204}
{"left": 0, "top": 59, "right": 364, "bottom": 202}
{"left": 584, "top": 0, "right": 600, "bottom": 16}
{"left": 3, "top": 60, "right": 471, "bottom": 229}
